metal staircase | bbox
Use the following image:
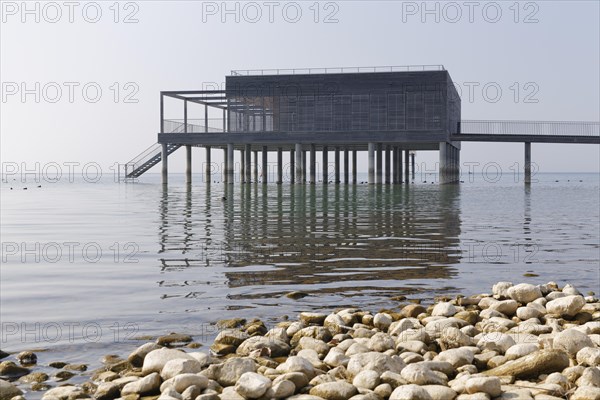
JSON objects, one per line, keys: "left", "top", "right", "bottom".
{"left": 123, "top": 119, "right": 224, "bottom": 180}
{"left": 123, "top": 121, "right": 188, "bottom": 179}
{"left": 124, "top": 143, "right": 182, "bottom": 178}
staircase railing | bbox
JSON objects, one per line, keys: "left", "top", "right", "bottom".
{"left": 120, "top": 118, "right": 225, "bottom": 180}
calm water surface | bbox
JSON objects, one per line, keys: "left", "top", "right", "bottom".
{"left": 1, "top": 173, "right": 599, "bottom": 370}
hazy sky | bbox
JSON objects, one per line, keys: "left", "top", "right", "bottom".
{"left": 1, "top": 0, "right": 599, "bottom": 176}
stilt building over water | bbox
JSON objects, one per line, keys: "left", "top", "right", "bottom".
{"left": 123, "top": 66, "right": 599, "bottom": 185}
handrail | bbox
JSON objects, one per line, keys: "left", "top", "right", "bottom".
{"left": 127, "top": 143, "right": 161, "bottom": 166}
{"left": 459, "top": 120, "right": 600, "bottom": 137}
{"left": 231, "top": 65, "right": 445, "bottom": 76}
{"left": 163, "top": 119, "right": 224, "bottom": 133}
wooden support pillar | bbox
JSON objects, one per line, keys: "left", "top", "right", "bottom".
{"left": 384, "top": 145, "right": 391, "bottom": 184}
{"left": 524, "top": 142, "right": 531, "bottom": 185}
{"left": 411, "top": 152, "right": 416, "bottom": 180}
{"left": 295, "top": 144, "right": 302, "bottom": 184}
{"left": 368, "top": 143, "right": 375, "bottom": 184}
{"left": 240, "top": 149, "right": 245, "bottom": 182}
{"left": 398, "top": 148, "right": 403, "bottom": 183}
{"left": 290, "top": 149, "right": 295, "bottom": 184}
{"left": 277, "top": 148, "right": 283, "bottom": 184}
{"left": 344, "top": 148, "right": 349, "bottom": 184}
{"left": 262, "top": 146, "right": 268, "bottom": 184}
{"left": 322, "top": 146, "right": 329, "bottom": 183}
{"left": 334, "top": 147, "right": 340, "bottom": 184}
{"left": 253, "top": 150, "right": 258, "bottom": 183}
{"left": 456, "top": 147, "right": 461, "bottom": 182}
{"left": 352, "top": 150, "right": 357, "bottom": 184}
{"left": 161, "top": 142, "right": 168, "bottom": 185}
{"left": 205, "top": 146, "right": 211, "bottom": 183}
{"left": 302, "top": 150, "right": 307, "bottom": 183}
{"left": 185, "top": 145, "right": 192, "bottom": 184}
{"left": 240, "top": 150, "right": 246, "bottom": 183}
{"left": 404, "top": 150, "right": 410, "bottom": 183}
{"left": 226, "top": 144, "right": 234, "bottom": 184}
{"left": 439, "top": 142, "right": 448, "bottom": 184}
{"left": 245, "top": 145, "right": 251, "bottom": 183}
{"left": 452, "top": 147, "right": 457, "bottom": 182}
{"left": 392, "top": 146, "right": 398, "bottom": 184}
{"left": 310, "top": 144, "right": 316, "bottom": 184}
{"left": 376, "top": 143, "right": 383, "bottom": 184}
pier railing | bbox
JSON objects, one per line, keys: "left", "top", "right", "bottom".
{"left": 231, "top": 65, "right": 446, "bottom": 76}
{"left": 163, "top": 119, "right": 224, "bottom": 133}
{"left": 459, "top": 120, "right": 600, "bottom": 137}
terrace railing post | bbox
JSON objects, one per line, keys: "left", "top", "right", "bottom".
{"left": 205, "top": 104, "right": 208, "bottom": 133}
{"left": 184, "top": 100, "right": 188, "bottom": 133}
{"left": 160, "top": 93, "right": 164, "bottom": 133}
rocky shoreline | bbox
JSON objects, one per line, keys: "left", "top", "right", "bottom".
{"left": 1, "top": 281, "right": 599, "bottom": 400}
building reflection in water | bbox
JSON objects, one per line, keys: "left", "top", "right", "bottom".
{"left": 156, "top": 182, "right": 463, "bottom": 310}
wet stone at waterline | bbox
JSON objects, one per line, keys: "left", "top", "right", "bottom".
{"left": 4, "top": 281, "right": 599, "bottom": 400}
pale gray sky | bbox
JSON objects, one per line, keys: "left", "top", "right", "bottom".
{"left": 1, "top": 1, "right": 599, "bottom": 175}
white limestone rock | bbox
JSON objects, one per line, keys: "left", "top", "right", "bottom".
{"left": 546, "top": 295, "right": 586, "bottom": 317}
{"left": 309, "top": 381, "right": 358, "bottom": 400}
{"left": 234, "top": 372, "right": 271, "bottom": 399}
{"left": 553, "top": 328, "right": 594, "bottom": 357}
{"left": 432, "top": 302, "right": 457, "bottom": 317}
{"left": 160, "top": 359, "right": 203, "bottom": 380}
{"left": 390, "top": 384, "right": 433, "bottom": 400}
{"left": 465, "top": 376, "right": 502, "bottom": 398}
{"left": 142, "top": 348, "right": 195, "bottom": 374}
{"left": 507, "top": 284, "right": 542, "bottom": 304}
{"left": 576, "top": 347, "right": 600, "bottom": 367}
{"left": 352, "top": 370, "right": 380, "bottom": 390}
{"left": 122, "top": 373, "right": 161, "bottom": 395}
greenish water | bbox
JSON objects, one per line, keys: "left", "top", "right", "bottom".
{"left": 1, "top": 172, "right": 599, "bottom": 370}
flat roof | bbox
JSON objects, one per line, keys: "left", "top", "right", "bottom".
{"left": 230, "top": 65, "right": 445, "bottom": 76}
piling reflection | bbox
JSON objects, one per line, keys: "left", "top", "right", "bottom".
{"left": 157, "top": 183, "right": 463, "bottom": 305}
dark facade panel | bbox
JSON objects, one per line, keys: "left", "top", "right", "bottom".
{"left": 225, "top": 71, "right": 459, "bottom": 139}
